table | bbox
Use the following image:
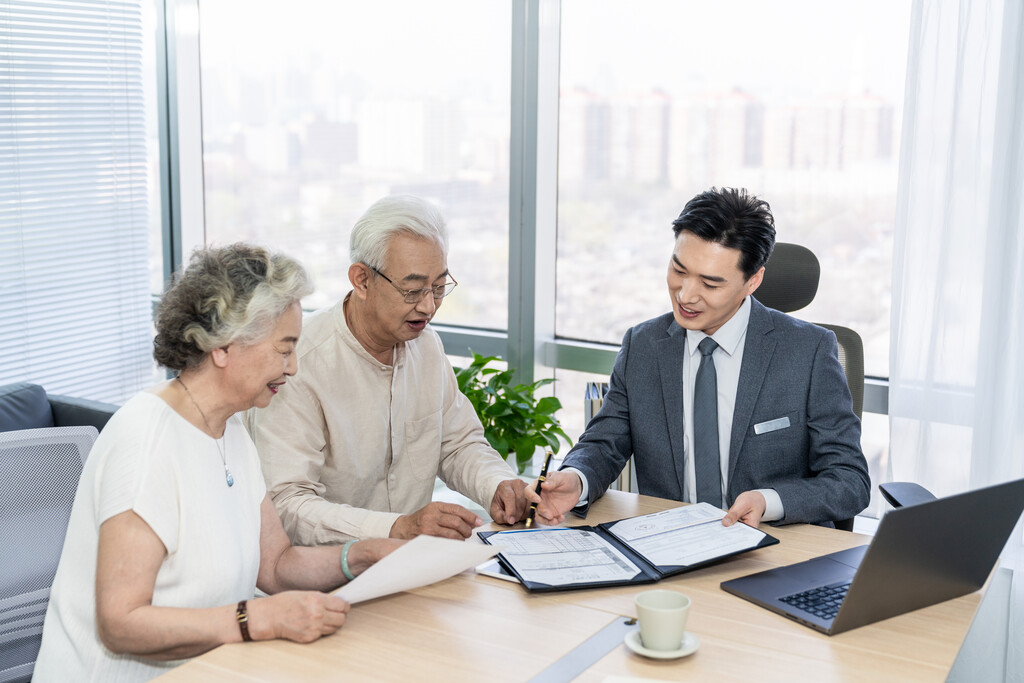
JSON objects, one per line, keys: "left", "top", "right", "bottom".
{"left": 157, "top": 490, "right": 982, "bottom": 682}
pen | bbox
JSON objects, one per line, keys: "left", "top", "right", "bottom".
{"left": 525, "top": 447, "right": 553, "bottom": 528}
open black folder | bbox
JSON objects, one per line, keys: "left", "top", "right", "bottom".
{"left": 479, "top": 503, "right": 778, "bottom": 592}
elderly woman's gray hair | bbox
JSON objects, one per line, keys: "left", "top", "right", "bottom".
{"left": 349, "top": 195, "right": 449, "bottom": 271}
{"left": 153, "top": 243, "right": 313, "bottom": 370}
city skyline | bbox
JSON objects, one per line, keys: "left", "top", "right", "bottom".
{"left": 195, "top": 0, "right": 909, "bottom": 388}
{"left": 199, "top": 62, "right": 900, "bottom": 372}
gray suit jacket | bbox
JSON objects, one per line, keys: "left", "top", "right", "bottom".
{"left": 562, "top": 297, "right": 870, "bottom": 525}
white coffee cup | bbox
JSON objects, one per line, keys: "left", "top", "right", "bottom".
{"left": 634, "top": 589, "right": 691, "bottom": 651}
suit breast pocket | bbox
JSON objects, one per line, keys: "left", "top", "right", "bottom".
{"left": 404, "top": 413, "right": 443, "bottom": 480}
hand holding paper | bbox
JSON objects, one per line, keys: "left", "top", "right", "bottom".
{"left": 335, "top": 535, "right": 501, "bottom": 604}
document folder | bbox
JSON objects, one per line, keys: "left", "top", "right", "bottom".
{"left": 480, "top": 503, "right": 778, "bottom": 592}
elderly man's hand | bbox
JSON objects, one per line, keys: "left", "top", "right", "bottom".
{"left": 722, "top": 491, "right": 767, "bottom": 528}
{"left": 489, "top": 478, "right": 529, "bottom": 525}
{"left": 522, "top": 470, "right": 583, "bottom": 527}
{"left": 390, "top": 502, "right": 482, "bottom": 540}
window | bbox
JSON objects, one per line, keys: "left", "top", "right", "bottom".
{"left": 555, "top": 0, "right": 910, "bottom": 380}
{"left": 0, "top": 0, "right": 157, "bottom": 403}
{"left": 197, "top": 0, "right": 511, "bottom": 328}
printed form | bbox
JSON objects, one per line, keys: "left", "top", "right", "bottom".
{"left": 492, "top": 528, "right": 642, "bottom": 585}
{"left": 607, "top": 502, "right": 766, "bottom": 567}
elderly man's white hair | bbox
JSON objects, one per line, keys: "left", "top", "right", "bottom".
{"left": 349, "top": 195, "right": 449, "bottom": 270}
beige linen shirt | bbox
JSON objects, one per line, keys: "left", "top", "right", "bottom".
{"left": 247, "top": 295, "right": 515, "bottom": 544}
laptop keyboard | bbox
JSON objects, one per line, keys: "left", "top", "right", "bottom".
{"left": 779, "top": 581, "right": 851, "bottom": 620}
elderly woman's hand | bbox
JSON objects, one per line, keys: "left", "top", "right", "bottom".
{"left": 248, "top": 591, "right": 350, "bottom": 643}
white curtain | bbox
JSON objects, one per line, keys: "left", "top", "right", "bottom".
{"left": 890, "top": 0, "right": 1024, "bottom": 678}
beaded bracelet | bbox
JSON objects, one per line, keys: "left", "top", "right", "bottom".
{"left": 340, "top": 540, "right": 357, "bottom": 581}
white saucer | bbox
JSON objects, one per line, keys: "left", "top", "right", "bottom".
{"left": 624, "top": 629, "right": 699, "bottom": 659}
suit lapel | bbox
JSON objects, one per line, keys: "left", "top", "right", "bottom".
{"left": 728, "top": 299, "right": 776, "bottom": 485}
{"left": 656, "top": 319, "right": 688, "bottom": 496}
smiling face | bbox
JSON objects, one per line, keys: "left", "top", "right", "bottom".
{"left": 357, "top": 232, "right": 449, "bottom": 351}
{"left": 667, "top": 231, "right": 764, "bottom": 336}
{"left": 226, "top": 301, "right": 302, "bottom": 410}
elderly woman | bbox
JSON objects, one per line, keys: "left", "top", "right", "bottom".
{"left": 35, "top": 244, "right": 400, "bottom": 681}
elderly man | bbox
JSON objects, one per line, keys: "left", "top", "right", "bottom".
{"left": 249, "top": 195, "right": 526, "bottom": 543}
{"left": 527, "top": 187, "right": 870, "bottom": 529}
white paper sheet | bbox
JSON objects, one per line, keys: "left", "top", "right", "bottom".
{"left": 607, "top": 502, "right": 725, "bottom": 542}
{"left": 486, "top": 528, "right": 642, "bottom": 586}
{"left": 607, "top": 503, "right": 766, "bottom": 567}
{"left": 334, "top": 535, "right": 501, "bottom": 604}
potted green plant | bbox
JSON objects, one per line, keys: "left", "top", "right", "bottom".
{"left": 454, "top": 351, "right": 572, "bottom": 474}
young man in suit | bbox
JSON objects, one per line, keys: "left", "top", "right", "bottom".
{"left": 527, "top": 187, "right": 869, "bottom": 528}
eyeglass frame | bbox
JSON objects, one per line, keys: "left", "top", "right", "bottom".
{"left": 369, "top": 266, "right": 459, "bottom": 303}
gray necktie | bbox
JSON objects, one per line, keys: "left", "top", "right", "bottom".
{"left": 694, "top": 337, "right": 722, "bottom": 506}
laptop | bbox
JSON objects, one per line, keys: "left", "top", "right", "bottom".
{"left": 721, "top": 477, "right": 1024, "bottom": 635}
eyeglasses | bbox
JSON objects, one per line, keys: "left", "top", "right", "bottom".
{"left": 370, "top": 267, "right": 458, "bottom": 304}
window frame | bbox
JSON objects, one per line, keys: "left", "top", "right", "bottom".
{"left": 157, "top": 0, "right": 889, "bottom": 416}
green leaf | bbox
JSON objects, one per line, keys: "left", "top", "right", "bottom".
{"left": 535, "top": 396, "right": 561, "bottom": 414}
{"left": 515, "top": 451, "right": 533, "bottom": 474}
{"left": 503, "top": 388, "right": 527, "bottom": 403}
{"left": 484, "top": 403, "right": 513, "bottom": 418}
{"left": 540, "top": 431, "right": 560, "bottom": 450}
{"left": 513, "top": 438, "right": 535, "bottom": 460}
{"left": 487, "top": 434, "right": 509, "bottom": 455}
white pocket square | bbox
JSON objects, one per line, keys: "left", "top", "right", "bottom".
{"left": 754, "top": 416, "right": 791, "bottom": 435}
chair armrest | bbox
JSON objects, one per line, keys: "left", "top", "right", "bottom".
{"left": 48, "top": 394, "right": 118, "bottom": 432}
{"left": 879, "top": 482, "right": 938, "bottom": 509}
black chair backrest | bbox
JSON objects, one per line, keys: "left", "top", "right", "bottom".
{"left": 755, "top": 243, "right": 819, "bottom": 313}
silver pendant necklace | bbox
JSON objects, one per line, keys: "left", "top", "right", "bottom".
{"left": 176, "top": 376, "right": 234, "bottom": 487}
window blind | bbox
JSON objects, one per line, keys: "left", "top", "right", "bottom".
{"left": 0, "top": 0, "right": 153, "bottom": 404}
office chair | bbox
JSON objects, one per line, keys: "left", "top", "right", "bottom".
{"left": 754, "top": 243, "right": 821, "bottom": 313}
{"left": 818, "top": 324, "right": 864, "bottom": 420}
{"left": 755, "top": 243, "right": 866, "bottom": 530}
{"left": 0, "top": 426, "right": 97, "bottom": 683}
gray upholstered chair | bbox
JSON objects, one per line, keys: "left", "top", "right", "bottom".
{"left": 755, "top": 243, "right": 865, "bottom": 418}
{"left": 0, "top": 426, "right": 97, "bottom": 683}
{"left": 755, "top": 243, "right": 866, "bottom": 530}
{"left": 0, "top": 383, "right": 117, "bottom": 434}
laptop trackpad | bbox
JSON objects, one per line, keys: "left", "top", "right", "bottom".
{"left": 827, "top": 545, "right": 869, "bottom": 569}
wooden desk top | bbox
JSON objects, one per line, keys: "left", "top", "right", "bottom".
{"left": 158, "top": 490, "right": 980, "bottom": 682}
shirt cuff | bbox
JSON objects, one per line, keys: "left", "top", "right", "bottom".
{"left": 562, "top": 467, "right": 588, "bottom": 509}
{"left": 476, "top": 473, "right": 515, "bottom": 510}
{"left": 362, "top": 511, "right": 404, "bottom": 540}
{"left": 757, "top": 488, "right": 784, "bottom": 522}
